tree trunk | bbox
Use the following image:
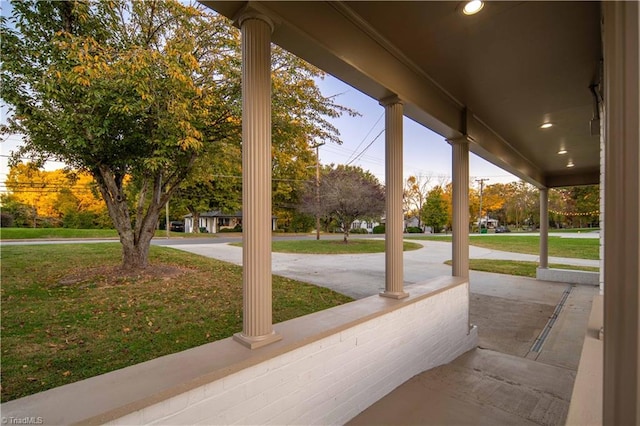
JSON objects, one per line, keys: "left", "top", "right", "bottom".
{"left": 117, "top": 206, "right": 161, "bottom": 270}
{"left": 193, "top": 211, "right": 201, "bottom": 233}
{"left": 343, "top": 227, "right": 349, "bottom": 243}
{"left": 94, "top": 165, "right": 168, "bottom": 272}
{"left": 187, "top": 205, "right": 200, "bottom": 233}
{"left": 120, "top": 228, "right": 153, "bottom": 270}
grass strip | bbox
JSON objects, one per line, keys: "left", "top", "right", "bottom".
{"left": 443, "top": 258, "right": 599, "bottom": 278}
{"left": 0, "top": 243, "right": 352, "bottom": 402}
{"left": 230, "top": 239, "right": 423, "bottom": 254}
{"left": 407, "top": 235, "right": 598, "bottom": 259}
{"left": 0, "top": 227, "right": 219, "bottom": 240}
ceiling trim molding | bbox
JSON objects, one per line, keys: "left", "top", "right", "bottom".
{"left": 328, "top": 1, "right": 464, "bottom": 110}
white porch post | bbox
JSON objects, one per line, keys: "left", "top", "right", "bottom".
{"left": 539, "top": 188, "right": 549, "bottom": 269}
{"left": 602, "top": 2, "right": 640, "bottom": 424}
{"left": 233, "top": 13, "right": 281, "bottom": 349}
{"left": 380, "top": 96, "right": 408, "bottom": 299}
{"left": 449, "top": 138, "right": 470, "bottom": 278}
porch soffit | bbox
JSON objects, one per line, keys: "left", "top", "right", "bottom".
{"left": 201, "top": 1, "right": 602, "bottom": 188}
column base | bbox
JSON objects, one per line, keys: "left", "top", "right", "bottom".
{"left": 233, "top": 330, "right": 282, "bottom": 349}
{"left": 379, "top": 290, "right": 409, "bottom": 300}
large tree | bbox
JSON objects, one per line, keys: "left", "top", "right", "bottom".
{"left": 300, "top": 165, "right": 385, "bottom": 242}
{"left": 2, "top": 1, "right": 351, "bottom": 267}
{"left": 1, "top": 0, "right": 237, "bottom": 269}
{"left": 421, "top": 186, "right": 448, "bottom": 233}
{"left": 403, "top": 174, "right": 432, "bottom": 228}
{"left": 502, "top": 181, "right": 538, "bottom": 229}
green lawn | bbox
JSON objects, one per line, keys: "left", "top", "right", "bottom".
{"left": 0, "top": 227, "right": 120, "bottom": 239}
{"left": 549, "top": 228, "right": 599, "bottom": 233}
{"left": 231, "top": 239, "right": 423, "bottom": 254}
{"left": 444, "top": 259, "right": 599, "bottom": 278}
{"left": 407, "top": 235, "right": 598, "bottom": 259}
{"left": 0, "top": 227, "right": 220, "bottom": 240}
{"left": 0, "top": 243, "right": 352, "bottom": 402}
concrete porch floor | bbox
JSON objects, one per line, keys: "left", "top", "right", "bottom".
{"left": 348, "top": 348, "right": 575, "bottom": 426}
{"left": 349, "top": 284, "right": 597, "bottom": 426}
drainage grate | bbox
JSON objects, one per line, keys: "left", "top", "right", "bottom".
{"left": 529, "top": 284, "right": 573, "bottom": 353}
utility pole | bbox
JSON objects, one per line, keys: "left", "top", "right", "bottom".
{"left": 166, "top": 197, "right": 170, "bottom": 238}
{"left": 476, "top": 178, "right": 489, "bottom": 233}
{"left": 311, "top": 142, "right": 325, "bottom": 240}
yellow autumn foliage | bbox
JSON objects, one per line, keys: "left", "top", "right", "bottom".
{"left": 6, "top": 164, "right": 107, "bottom": 218}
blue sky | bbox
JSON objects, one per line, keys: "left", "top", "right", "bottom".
{"left": 314, "top": 74, "right": 517, "bottom": 187}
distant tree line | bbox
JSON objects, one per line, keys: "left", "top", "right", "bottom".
{"left": 403, "top": 175, "right": 600, "bottom": 232}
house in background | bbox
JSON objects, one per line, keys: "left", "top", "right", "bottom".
{"left": 404, "top": 216, "right": 432, "bottom": 233}
{"left": 478, "top": 216, "right": 499, "bottom": 229}
{"left": 183, "top": 211, "right": 277, "bottom": 233}
{"left": 350, "top": 219, "right": 378, "bottom": 233}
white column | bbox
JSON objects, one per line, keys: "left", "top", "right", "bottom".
{"left": 602, "top": 2, "right": 639, "bottom": 424}
{"left": 380, "top": 96, "right": 408, "bottom": 299}
{"left": 599, "top": 94, "right": 606, "bottom": 296}
{"left": 539, "top": 188, "right": 549, "bottom": 269}
{"left": 449, "top": 138, "right": 470, "bottom": 278}
{"left": 233, "top": 13, "right": 281, "bottom": 349}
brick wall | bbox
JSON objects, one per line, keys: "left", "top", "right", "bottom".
{"left": 109, "top": 283, "right": 477, "bottom": 425}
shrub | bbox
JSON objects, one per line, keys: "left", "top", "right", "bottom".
{"left": 406, "top": 226, "right": 423, "bottom": 233}
{"left": 63, "top": 211, "right": 101, "bottom": 229}
{"left": 373, "top": 224, "right": 385, "bottom": 234}
{"left": 350, "top": 228, "right": 368, "bottom": 234}
{"left": 1, "top": 212, "right": 14, "bottom": 227}
{"left": 289, "top": 212, "right": 315, "bottom": 233}
{"left": 219, "top": 224, "right": 243, "bottom": 233}
{"left": 218, "top": 227, "right": 238, "bottom": 233}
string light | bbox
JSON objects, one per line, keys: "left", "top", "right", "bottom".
{"left": 548, "top": 209, "right": 599, "bottom": 217}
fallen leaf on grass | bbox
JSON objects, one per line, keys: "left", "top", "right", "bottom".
{"left": 62, "top": 371, "right": 71, "bottom": 377}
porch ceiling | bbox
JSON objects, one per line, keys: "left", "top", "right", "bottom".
{"left": 201, "top": 1, "right": 602, "bottom": 188}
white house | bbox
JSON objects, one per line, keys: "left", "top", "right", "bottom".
{"left": 404, "top": 216, "right": 432, "bottom": 233}
{"left": 183, "top": 211, "right": 277, "bottom": 233}
{"left": 478, "top": 216, "right": 499, "bottom": 229}
{"left": 350, "top": 219, "right": 378, "bottom": 233}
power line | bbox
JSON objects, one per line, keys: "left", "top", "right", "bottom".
{"left": 345, "top": 111, "right": 384, "bottom": 164}
{"left": 346, "top": 128, "right": 385, "bottom": 166}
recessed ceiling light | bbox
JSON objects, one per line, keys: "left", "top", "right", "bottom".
{"left": 540, "top": 122, "right": 553, "bottom": 129}
{"left": 463, "top": 1, "right": 484, "bottom": 15}
{"left": 558, "top": 149, "right": 567, "bottom": 155}
{"left": 567, "top": 160, "right": 575, "bottom": 168}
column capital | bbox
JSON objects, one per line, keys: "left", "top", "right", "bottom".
{"left": 236, "top": 10, "right": 275, "bottom": 32}
{"left": 446, "top": 135, "right": 474, "bottom": 146}
{"left": 379, "top": 95, "right": 403, "bottom": 107}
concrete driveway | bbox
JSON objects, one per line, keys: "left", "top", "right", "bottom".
{"left": 157, "top": 237, "right": 596, "bottom": 368}
{"left": 156, "top": 237, "right": 595, "bottom": 301}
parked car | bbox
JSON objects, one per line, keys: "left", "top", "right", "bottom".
{"left": 170, "top": 221, "right": 185, "bottom": 232}
{"left": 495, "top": 226, "right": 511, "bottom": 233}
